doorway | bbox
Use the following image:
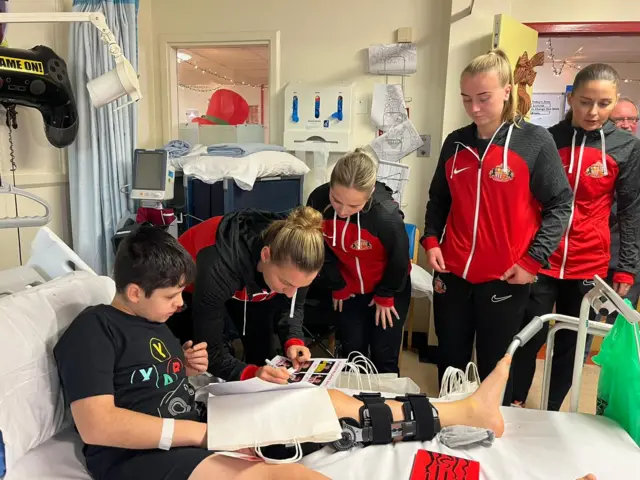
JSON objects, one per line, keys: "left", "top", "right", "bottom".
{"left": 176, "top": 45, "right": 270, "bottom": 143}
{"left": 530, "top": 34, "right": 640, "bottom": 136}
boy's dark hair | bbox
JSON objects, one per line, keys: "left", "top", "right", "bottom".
{"left": 114, "top": 226, "right": 195, "bottom": 297}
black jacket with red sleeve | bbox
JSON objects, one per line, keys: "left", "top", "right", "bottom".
{"left": 177, "top": 210, "right": 306, "bottom": 381}
{"left": 542, "top": 119, "right": 640, "bottom": 284}
{"left": 421, "top": 121, "right": 573, "bottom": 284}
{"left": 307, "top": 182, "right": 410, "bottom": 308}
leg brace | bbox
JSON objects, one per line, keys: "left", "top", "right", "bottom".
{"left": 330, "top": 393, "right": 441, "bottom": 451}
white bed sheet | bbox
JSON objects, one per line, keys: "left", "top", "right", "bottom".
{"left": 5, "top": 427, "right": 90, "bottom": 480}
{"left": 8, "top": 408, "right": 636, "bottom": 480}
{"left": 303, "top": 407, "right": 637, "bottom": 480}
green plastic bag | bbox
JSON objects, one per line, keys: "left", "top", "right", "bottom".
{"left": 592, "top": 299, "right": 640, "bottom": 446}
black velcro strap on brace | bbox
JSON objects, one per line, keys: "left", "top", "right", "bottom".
{"left": 407, "top": 394, "right": 435, "bottom": 441}
{"left": 355, "top": 393, "right": 393, "bottom": 444}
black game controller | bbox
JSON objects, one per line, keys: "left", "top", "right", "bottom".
{"left": 0, "top": 45, "right": 78, "bottom": 148}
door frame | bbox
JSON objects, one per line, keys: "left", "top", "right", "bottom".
{"left": 524, "top": 21, "right": 640, "bottom": 36}
{"left": 158, "top": 30, "right": 281, "bottom": 144}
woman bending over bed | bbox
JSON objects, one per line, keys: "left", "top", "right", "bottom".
{"left": 54, "top": 226, "right": 595, "bottom": 480}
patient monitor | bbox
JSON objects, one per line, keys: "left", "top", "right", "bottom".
{"left": 130, "top": 149, "right": 175, "bottom": 203}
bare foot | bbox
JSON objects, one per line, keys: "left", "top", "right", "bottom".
{"left": 464, "top": 354, "right": 511, "bottom": 437}
{"left": 577, "top": 475, "right": 596, "bottom": 480}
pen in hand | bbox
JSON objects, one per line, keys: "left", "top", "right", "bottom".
{"left": 264, "top": 359, "right": 296, "bottom": 377}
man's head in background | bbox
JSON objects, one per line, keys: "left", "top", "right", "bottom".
{"left": 610, "top": 96, "right": 638, "bottom": 134}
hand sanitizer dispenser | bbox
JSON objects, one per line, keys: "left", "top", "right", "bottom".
{"left": 283, "top": 82, "right": 354, "bottom": 153}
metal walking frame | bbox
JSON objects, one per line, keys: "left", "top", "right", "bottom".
{"left": 503, "top": 274, "right": 640, "bottom": 412}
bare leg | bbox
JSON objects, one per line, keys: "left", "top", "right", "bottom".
{"left": 328, "top": 354, "right": 511, "bottom": 438}
{"left": 189, "top": 454, "right": 329, "bottom": 480}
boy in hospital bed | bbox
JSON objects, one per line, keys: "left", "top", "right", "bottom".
{"left": 53, "top": 226, "right": 596, "bottom": 480}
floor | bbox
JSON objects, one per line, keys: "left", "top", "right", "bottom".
{"left": 399, "top": 350, "right": 600, "bottom": 413}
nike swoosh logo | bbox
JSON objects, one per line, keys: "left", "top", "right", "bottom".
{"left": 583, "top": 280, "right": 595, "bottom": 286}
{"left": 491, "top": 295, "right": 512, "bottom": 303}
{"left": 453, "top": 167, "right": 470, "bottom": 175}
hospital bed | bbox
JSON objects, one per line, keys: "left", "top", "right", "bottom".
{"left": 2, "top": 230, "right": 639, "bottom": 480}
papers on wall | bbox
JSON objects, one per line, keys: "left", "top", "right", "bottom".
{"left": 530, "top": 92, "right": 566, "bottom": 128}
{"left": 371, "top": 84, "right": 408, "bottom": 132}
{"left": 377, "top": 160, "right": 410, "bottom": 204}
{"left": 370, "top": 119, "right": 424, "bottom": 163}
{"left": 369, "top": 43, "right": 417, "bottom": 76}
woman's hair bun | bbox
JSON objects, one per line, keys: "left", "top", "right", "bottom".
{"left": 286, "top": 206, "right": 323, "bottom": 231}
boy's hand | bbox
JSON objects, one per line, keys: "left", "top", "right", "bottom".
{"left": 182, "top": 341, "right": 208, "bottom": 376}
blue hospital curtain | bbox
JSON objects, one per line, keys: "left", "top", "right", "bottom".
{"left": 68, "top": 0, "right": 138, "bottom": 274}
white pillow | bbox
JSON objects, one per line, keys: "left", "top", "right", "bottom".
{"left": 410, "top": 264, "right": 433, "bottom": 300}
{"left": 183, "top": 150, "right": 310, "bottom": 190}
{"left": 251, "top": 150, "right": 311, "bottom": 178}
{"left": 0, "top": 272, "right": 115, "bottom": 475}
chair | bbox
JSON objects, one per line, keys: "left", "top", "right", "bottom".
{"left": 400, "top": 223, "right": 420, "bottom": 370}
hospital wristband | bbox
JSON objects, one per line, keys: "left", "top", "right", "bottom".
{"left": 158, "top": 418, "right": 175, "bottom": 450}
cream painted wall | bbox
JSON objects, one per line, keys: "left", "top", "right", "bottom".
{"left": 142, "top": 0, "right": 452, "bottom": 230}
{"left": 0, "top": 0, "right": 72, "bottom": 270}
{"left": 440, "top": 0, "right": 512, "bottom": 138}
{"left": 137, "top": 0, "right": 157, "bottom": 148}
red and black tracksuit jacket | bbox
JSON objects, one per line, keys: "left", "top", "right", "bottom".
{"left": 307, "top": 182, "right": 411, "bottom": 307}
{"left": 178, "top": 210, "right": 306, "bottom": 381}
{"left": 421, "top": 121, "right": 573, "bottom": 283}
{"left": 542, "top": 119, "right": 640, "bottom": 284}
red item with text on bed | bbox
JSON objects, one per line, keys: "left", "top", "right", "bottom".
{"left": 409, "top": 449, "right": 480, "bottom": 480}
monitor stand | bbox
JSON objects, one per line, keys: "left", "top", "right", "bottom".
{"left": 140, "top": 200, "right": 164, "bottom": 209}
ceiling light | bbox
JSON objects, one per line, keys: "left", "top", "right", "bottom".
{"left": 177, "top": 52, "right": 192, "bottom": 62}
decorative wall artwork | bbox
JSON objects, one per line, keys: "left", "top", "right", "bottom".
{"left": 514, "top": 51, "right": 545, "bottom": 117}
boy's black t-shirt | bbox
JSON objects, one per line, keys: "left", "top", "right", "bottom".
{"left": 54, "top": 304, "right": 203, "bottom": 477}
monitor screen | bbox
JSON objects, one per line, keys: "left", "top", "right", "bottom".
{"left": 133, "top": 151, "right": 166, "bottom": 191}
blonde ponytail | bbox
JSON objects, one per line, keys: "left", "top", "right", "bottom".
{"left": 262, "top": 206, "right": 324, "bottom": 273}
{"left": 330, "top": 148, "right": 378, "bottom": 193}
{"left": 462, "top": 48, "right": 519, "bottom": 124}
